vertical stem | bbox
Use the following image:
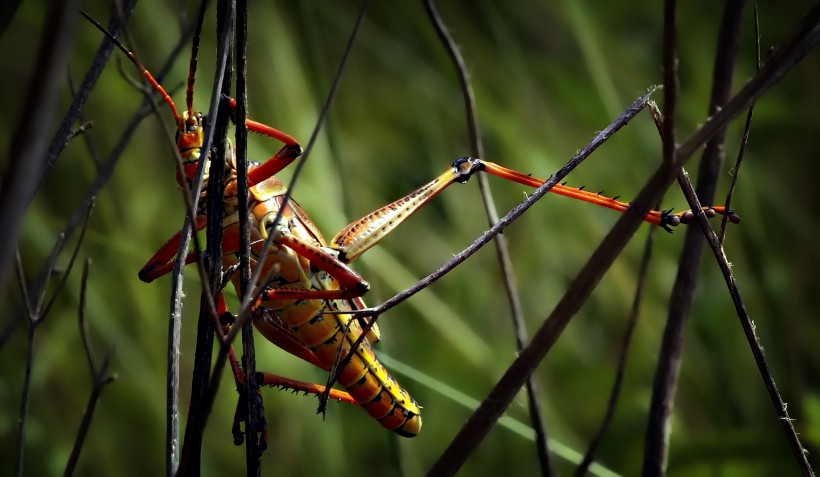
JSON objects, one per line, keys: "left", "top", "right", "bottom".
{"left": 175, "top": 0, "right": 234, "bottom": 473}
{"left": 643, "top": 2, "right": 745, "bottom": 475}
{"left": 421, "top": 1, "right": 551, "bottom": 473}
{"left": 233, "top": 0, "right": 262, "bottom": 472}
{"left": 15, "top": 326, "right": 35, "bottom": 477}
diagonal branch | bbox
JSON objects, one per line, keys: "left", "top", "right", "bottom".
{"left": 428, "top": 6, "right": 820, "bottom": 472}
{"left": 421, "top": 1, "right": 552, "bottom": 474}
{"left": 644, "top": 1, "right": 745, "bottom": 473}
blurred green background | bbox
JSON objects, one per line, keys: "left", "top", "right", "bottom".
{"left": 2, "top": 0, "right": 819, "bottom": 475}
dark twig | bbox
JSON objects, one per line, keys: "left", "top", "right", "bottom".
{"left": 720, "top": 4, "right": 760, "bottom": 244}
{"left": 13, "top": 251, "right": 36, "bottom": 477}
{"left": 38, "top": 0, "right": 136, "bottom": 186}
{"left": 661, "top": 0, "right": 677, "bottom": 167}
{"left": 230, "top": 0, "right": 370, "bottom": 398}
{"left": 174, "top": 0, "right": 235, "bottom": 474}
{"left": 234, "top": 0, "right": 370, "bottom": 335}
{"left": 428, "top": 7, "right": 820, "bottom": 471}
{"left": 40, "top": 200, "right": 95, "bottom": 323}
{"left": 345, "top": 89, "right": 659, "bottom": 322}
{"left": 66, "top": 68, "right": 100, "bottom": 168}
{"left": 64, "top": 122, "right": 94, "bottom": 149}
{"left": 335, "top": 91, "right": 662, "bottom": 430}
{"left": 64, "top": 260, "right": 116, "bottom": 477}
{"left": 76, "top": 11, "right": 224, "bottom": 407}
{"left": 233, "top": 0, "right": 264, "bottom": 471}
{"left": 320, "top": 318, "right": 354, "bottom": 416}
{"left": 303, "top": 0, "right": 376, "bottom": 415}
{"left": 677, "top": 170, "right": 814, "bottom": 476}
{"left": 422, "top": 0, "right": 551, "bottom": 474}
{"left": 175, "top": 2, "right": 230, "bottom": 475}
{"left": 643, "top": 2, "right": 745, "bottom": 474}
{"left": 0, "top": 0, "right": 81, "bottom": 302}
{"left": 1, "top": 7, "right": 202, "bottom": 354}
{"left": 700, "top": 167, "right": 816, "bottom": 473}
{"left": 575, "top": 216, "right": 659, "bottom": 476}
{"left": 15, "top": 199, "right": 93, "bottom": 476}
{"left": 674, "top": 4, "right": 820, "bottom": 162}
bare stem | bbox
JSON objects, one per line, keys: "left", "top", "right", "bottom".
{"left": 64, "top": 260, "right": 116, "bottom": 477}
{"left": 428, "top": 7, "right": 820, "bottom": 470}
{"left": 421, "top": 0, "right": 551, "bottom": 473}
{"left": 643, "top": 1, "right": 745, "bottom": 474}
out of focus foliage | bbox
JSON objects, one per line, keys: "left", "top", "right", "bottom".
{"left": 1, "top": 1, "right": 818, "bottom": 475}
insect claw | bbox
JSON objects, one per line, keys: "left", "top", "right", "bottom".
{"left": 659, "top": 209, "right": 680, "bottom": 233}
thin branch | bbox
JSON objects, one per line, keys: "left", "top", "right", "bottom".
{"left": 720, "top": 4, "right": 760, "bottom": 244}
{"left": 177, "top": 0, "right": 227, "bottom": 472}
{"left": 39, "top": 199, "right": 95, "bottom": 322}
{"left": 331, "top": 90, "right": 662, "bottom": 428}
{"left": 643, "top": 1, "right": 745, "bottom": 474}
{"left": 173, "top": 0, "right": 234, "bottom": 473}
{"left": 676, "top": 171, "right": 813, "bottom": 474}
{"left": 13, "top": 251, "right": 35, "bottom": 477}
{"left": 422, "top": 0, "right": 551, "bottom": 473}
{"left": 14, "top": 251, "right": 34, "bottom": 323}
{"left": 32, "top": 233, "right": 66, "bottom": 319}
{"left": 64, "top": 260, "right": 116, "bottom": 477}
{"left": 15, "top": 198, "right": 94, "bottom": 476}
{"left": 1, "top": 7, "right": 203, "bottom": 353}
{"left": 346, "top": 89, "right": 660, "bottom": 322}
{"left": 66, "top": 68, "right": 100, "bottom": 169}
{"left": 266, "top": 0, "right": 372, "bottom": 420}
{"left": 661, "top": 0, "right": 677, "bottom": 167}
{"left": 428, "top": 7, "right": 820, "bottom": 471}
{"left": 233, "top": 0, "right": 264, "bottom": 470}
{"left": 575, "top": 216, "right": 659, "bottom": 476}
{"left": 176, "top": 3, "right": 236, "bottom": 472}
{"left": 38, "top": 0, "right": 136, "bottom": 185}
{"left": 64, "top": 122, "right": 94, "bottom": 150}
{"left": 14, "top": 316, "right": 35, "bottom": 477}
{"left": 0, "top": 0, "right": 81, "bottom": 303}
{"left": 231, "top": 0, "right": 369, "bottom": 344}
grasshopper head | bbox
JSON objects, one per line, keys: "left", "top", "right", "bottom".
{"left": 174, "top": 111, "right": 207, "bottom": 190}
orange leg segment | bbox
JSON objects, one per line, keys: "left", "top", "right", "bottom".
{"left": 138, "top": 215, "right": 207, "bottom": 282}
{"left": 224, "top": 98, "right": 303, "bottom": 188}
{"left": 477, "top": 160, "right": 741, "bottom": 230}
{"left": 329, "top": 157, "right": 741, "bottom": 264}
